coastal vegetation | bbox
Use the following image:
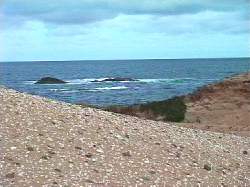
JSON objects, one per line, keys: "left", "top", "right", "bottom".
{"left": 106, "top": 96, "right": 187, "bottom": 122}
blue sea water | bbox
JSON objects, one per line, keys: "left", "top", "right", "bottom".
{"left": 0, "top": 58, "right": 249, "bottom": 106}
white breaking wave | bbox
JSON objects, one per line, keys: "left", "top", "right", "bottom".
{"left": 95, "top": 86, "right": 128, "bottom": 90}
{"left": 49, "top": 89, "right": 69, "bottom": 91}
{"left": 66, "top": 78, "right": 111, "bottom": 84}
{"left": 23, "top": 81, "right": 37, "bottom": 84}
{"left": 67, "top": 78, "right": 180, "bottom": 84}
{"left": 87, "top": 86, "right": 128, "bottom": 92}
{"left": 137, "top": 79, "right": 174, "bottom": 83}
{"left": 24, "top": 77, "right": 202, "bottom": 85}
{"left": 49, "top": 88, "right": 79, "bottom": 93}
{"left": 61, "top": 90, "right": 79, "bottom": 93}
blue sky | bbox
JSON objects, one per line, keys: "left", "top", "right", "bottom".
{"left": 0, "top": 0, "right": 249, "bottom": 61}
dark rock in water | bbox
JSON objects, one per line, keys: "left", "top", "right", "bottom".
{"left": 92, "top": 77, "right": 137, "bottom": 82}
{"left": 35, "top": 77, "right": 67, "bottom": 84}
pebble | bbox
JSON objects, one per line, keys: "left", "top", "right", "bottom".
{"left": 1, "top": 87, "right": 249, "bottom": 186}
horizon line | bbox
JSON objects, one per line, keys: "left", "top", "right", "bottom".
{"left": 1, "top": 56, "right": 250, "bottom": 63}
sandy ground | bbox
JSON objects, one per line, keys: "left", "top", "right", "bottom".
{"left": 183, "top": 72, "right": 250, "bottom": 137}
{"left": 0, "top": 87, "right": 250, "bottom": 186}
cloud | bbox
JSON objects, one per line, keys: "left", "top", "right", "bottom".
{"left": 42, "top": 10, "right": 249, "bottom": 38}
{"left": 1, "top": 0, "right": 249, "bottom": 25}
{"left": 0, "top": 0, "right": 249, "bottom": 61}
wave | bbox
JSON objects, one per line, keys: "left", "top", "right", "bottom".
{"left": 66, "top": 78, "right": 195, "bottom": 84}
{"left": 23, "top": 81, "right": 37, "bottom": 84}
{"left": 137, "top": 78, "right": 196, "bottom": 83}
{"left": 49, "top": 86, "right": 128, "bottom": 93}
{"left": 24, "top": 77, "right": 216, "bottom": 85}
{"left": 61, "top": 90, "right": 79, "bottom": 93}
{"left": 94, "top": 86, "right": 128, "bottom": 90}
{"left": 49, "top": 88, "right": 69, "bottom": 91}
{"left": 66, "top": 78, "right": 109, "bottom": 85}
{"left": 86, "top": 86, "right": 128, "bottom": 92}
{"left": 138, "top": 79, "right": 173, "bottom": 83}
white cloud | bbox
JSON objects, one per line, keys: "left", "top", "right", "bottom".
{"left": 1, "top": 0, "right": 249, "bottom": 25}
{"left": 0, "top": 0, "right": 249, "bottom": 61}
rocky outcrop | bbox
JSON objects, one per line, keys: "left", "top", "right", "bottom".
{"left": 92, "top": 77, "right": 137, "bottom": 82}
{"left": 35, "top": 77, "right": 67, "bottom": 84}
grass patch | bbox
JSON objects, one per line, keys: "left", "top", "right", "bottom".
{"left": 106, "top": 96, "right": 187, "bottom": 122}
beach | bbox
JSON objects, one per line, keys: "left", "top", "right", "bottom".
{"left": 1, "top": 81, "right": 250, "bottom": 186}
{"left": 1, "top": 0, "right": 250, "bottom": 185}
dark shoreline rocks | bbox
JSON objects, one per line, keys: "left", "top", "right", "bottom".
{"left": 35, "top": 77, "right": 67, "bottom": 84}
{"left": 91, "top": 77, "right": 137, "bottom": 82}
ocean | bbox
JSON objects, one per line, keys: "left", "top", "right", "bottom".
{"left": 0, "top": 58, "right": 249, "bottom": 106}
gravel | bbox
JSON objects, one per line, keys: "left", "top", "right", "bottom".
{"left": 0, "top": 87, "right": 249, "bottom": 186}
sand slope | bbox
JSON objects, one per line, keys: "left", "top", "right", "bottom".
{"left": 183, "top": 72, "right": 250, "bottom": 136}
{"left": 0, "top": 87, "right": 250, "bottom": 186}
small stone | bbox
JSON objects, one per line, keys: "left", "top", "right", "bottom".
{"left": 48, "top": 150, "right": 56, "bottom": 155}
{"left": 54, "top": 168, "right": 61, "bottom": 172}
{"left": 142, "top": 176, "right": 150, "bottom": 181}
{"left": 204, "top": 164, "right": 212, "bottom": 171}
{"left": 155, "top": 142, "right": 161, "bottom": 145}
{"left": 6, "top": 172, "right": 15, "bottom": 179}
{"left": 5, "top": 157, "right": 13, "bottom": 161}
{"left": 144, "top": 159, "right": 150, "bottom": 164}
{"left": 96, "top": 148, "right": 104, "bottom": 153}
{"left": 47, "top": 137, "right": 53, "bottom": 141}
{"left": 115, "top": 134, "right": 124, "bottom": 140}
{"left": 243, "top": 150, "right": 248, "bottom": 155}
{"left": 85, "top": 153, "right": 93, "bottom": 158}
{"left": 122, "top": 151, "right": 131, "bottom": 157}
{"left": 125, "top": 133, "right": 130, "bottom": 139}
{"left": 41, "top": 155, "right": 49, "bottom": 160}
{"left": 106, "top": 168, "right": 112, "bottom": 173}
{"left": 149, "top": 170, "right": 156, "bottom": 174}
{"left": 14, "top": 162, "right": 21, "bottom": 166}
{"left": 10, "top": 147, "right": 17, "bottom": 150}
{"left": 75, "top": 146, "right": 82, "bottom": 150}
{"left": 27, "top": 146, "right": 34, "bottom": 151}
{"left": 85, "top": 179, "right": 94, "bottom": 183}
{"left": 176, "top": 152, "right": 181, "bottom": 158}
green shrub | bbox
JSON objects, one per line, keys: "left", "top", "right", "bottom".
{"left": 106, "top": 96, "right": 187, "bottom": 122}
{"left": 139, "top": 96, "right": 186, "bottom": 122}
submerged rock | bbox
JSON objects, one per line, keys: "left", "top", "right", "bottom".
{"left": 35, "top": 77, "right": 67, "bottom": 84}
{"left": 92, "top": 77, "right": 137, "bottom": 82}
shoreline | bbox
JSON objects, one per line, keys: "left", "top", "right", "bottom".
{"left": 106, "top": 71, "right": 250, "bottom": 136}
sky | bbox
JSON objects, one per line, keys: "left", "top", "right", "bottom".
{"left": 0, "top": 0, "right": 250, "bottom": 61}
